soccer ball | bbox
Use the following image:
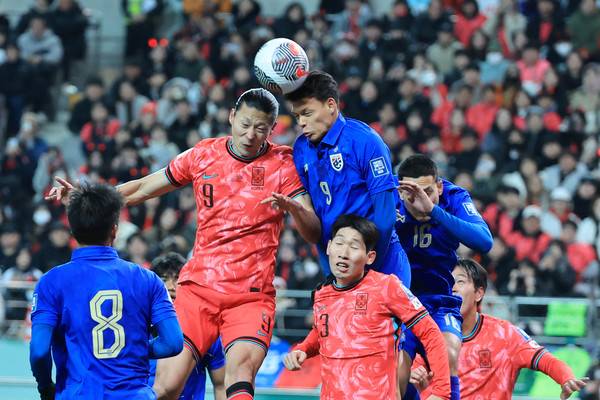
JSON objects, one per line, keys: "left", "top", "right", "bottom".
{"left": 254, "top": 38, "right": 309, "bottom": 95}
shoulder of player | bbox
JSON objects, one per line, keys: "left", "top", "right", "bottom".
{"left": 442, "top": 179, "right": 469, "bottom": 198}
{"left": 267, "top": 142, "right": 294, "bottom": 160}
{"left": 481, "top": 313, "right": 515, "bottom": 335}
{"left": 343, "top": 118, "right": 381, "bottom": 144}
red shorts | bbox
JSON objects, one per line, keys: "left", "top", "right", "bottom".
{"left": 174, "top": 282, "right": 275, "bottom": 360}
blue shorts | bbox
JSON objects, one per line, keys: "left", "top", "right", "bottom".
{"left": 400, "top": 294, "right": 463, "bottom": 359}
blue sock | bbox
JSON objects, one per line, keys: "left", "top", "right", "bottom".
{"left": 404, "top": 383, "right": 421, "bottom": 400}
{"left": 451, "top": 375, "right": 460, "bottom": 400}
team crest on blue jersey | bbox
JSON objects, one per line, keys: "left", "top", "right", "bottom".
{"left": 369, "top": 157, "right": 388, "bottom": 177}
{"left": 463, "top": 202, "right": 479, "bottom": 216}
{"left": 330, "top": 153, "right": 344, "bottom": 171}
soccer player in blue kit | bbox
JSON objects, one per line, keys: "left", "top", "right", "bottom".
{"left": 30, "top": 182, "right": 183, "bottom": 400}
{"left": 284, "top": 70, "right": 411, "bottom": 285}
{"left": 149, "top": 252, "right": 226, "bottom": 400}
{"left": 395, "top": 155, "right": 493, "bottom": 400}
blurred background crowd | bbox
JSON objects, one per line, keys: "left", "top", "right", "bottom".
{"left": 0, "top": 0, "right": 598, "bottom": 344}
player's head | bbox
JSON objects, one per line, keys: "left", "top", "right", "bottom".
{"left": 229, "top": 88, "right": 279, "bottom": 158}
{"left": 285, "top": 70, "right": 340, "bottom": 144}
{"left": 327, "top": 214, "right": 378, "bottom": 285}
{"left": 67, "top": 182, "right": 124, "bottom": 246}
{"left": 452, "top": 259, "right": 488, "bottom": 316}
{"left": 151, "top": 252, "right": 186, "bottom": 300}
{"left": 398, "top": 154, "right": 443, "bottom": 205}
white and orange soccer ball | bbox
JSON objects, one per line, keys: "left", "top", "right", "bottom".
{"left": 254, "top": 38, "right": 309, "bottom": 95}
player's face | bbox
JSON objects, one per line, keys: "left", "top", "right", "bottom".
{"left": 229, "top": 103, "right": 273, "bottom": 157}
{"left": 403, "top": 175, "right": 443, "bottom": 205}
{"left": 452, "top": 267, "right": 483, "bottom": 317}
{"left": 327, "top": 227, "right": 376, "bottom": 286}
{"left": 290, "top": 97, "right": 338, "bottom": 144}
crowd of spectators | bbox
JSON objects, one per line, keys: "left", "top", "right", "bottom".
{"left": 0, "top": 0, "right": 599, "bottom": 328}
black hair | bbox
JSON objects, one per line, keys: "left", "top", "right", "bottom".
{"left": 284, "top": 70, "right": 340, "bottom": 103}
{"left": 67, "top": 182, "right": 124, "bottom": 245}
{"left": 85, "top": 75, "right": 104, "bottom": 88}
{"left": 331, "top": 214, "right": 379, "bottom": 252}
{"left": 397, "top": 154, "right": 439, "bottom": 180}
{"left": 151, "top": 252, "right": 186, "bottom": 281}
{"left": 456, "top": 259, "right": 488, "bottom": 305}
{"left": 234, "top": 88, "right": 279, "bottom": 124}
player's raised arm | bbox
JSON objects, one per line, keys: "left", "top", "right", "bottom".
{"left": 261, "top": 192, "right": 321, "bottom": 243}
{"left": 116, "top": 168, "right": 178, "bottom": 206}
{"left": 398, "top": 179, "right": 493, "bottom": 252}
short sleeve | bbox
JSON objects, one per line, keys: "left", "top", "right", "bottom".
{"left": 384, "top": 274, "right": 428, "bottom": 328}
{"left": 149, "top": 273, "right": 177, "bottom": 326}
{"left": 281, "top": 153, "right": 307, "bottom": 199}
{"left": 166, "top": 148, "right": 195, "bottom": 187}
{"left": 31, "top": 274, "right": 60, "bottom": 327}
{"left": 206, "top": 339, "right": 226, "bottom": 371}
{"left": 508, "top": 324, "right": 545, "bottom": 370}
{"left": 358, "top": 131, "right": 396, "bottom": 196}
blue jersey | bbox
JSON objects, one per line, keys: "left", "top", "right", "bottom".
{"left": 293, "top": 114, "right": 406, "bottom": 278}
{"left": 148, "top": 339, "right": 225, "bottom": 399}
{"left": 31, "top": 246, "right": 176, "bottom": 400}
{"left": 396, "top": 180, "right": 492, "bottom": 296}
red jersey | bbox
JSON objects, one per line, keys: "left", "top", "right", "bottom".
{"left": 415, "top": 313, "right": 575, "bottom": 399}
{"left": 295, "top": 270, "right": 450, "bottom": 400}
{"left": 166, "top": 137, "right": 305, "bottom": 295}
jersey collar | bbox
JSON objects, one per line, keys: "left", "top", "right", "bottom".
{"left": 463, "top": 313, "right": 484, "bottom": 342}
{"left": 71, "top": 246, "right": 119, "bottom": 260}
{"left": 320, "top": 113, "right": 346, "bottom": 147}
{"left": 226, "top": 138, "right": 270, "bottom": 163}
{"left": 332, "top": 269, "right": 369, "bottom": 291}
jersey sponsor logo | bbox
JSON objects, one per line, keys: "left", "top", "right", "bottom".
{"left": 329, "top": 153, "right": 344, "bottom": 171}
{"left": 370, "top": 157, "right": 388, "bottom": 177}
{"left": 202, "top": 173, "right": 218, "bottom": 179}
{"left": 355, "top": 293, "right": 368, "bottom": 310}
{"left": 478, "top": 349, "right": 492, "bottom": 368}
{"left": 252, "top": 167, "right": 265, "bottom": 187}
{"left": 462, "top": 202, "right": 479, "bottom": 216}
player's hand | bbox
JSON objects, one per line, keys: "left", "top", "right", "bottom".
{"left": 398, "top": 180, "right": 434, "bottom": 220}
{"left": 283, "top": 350, "right": 307, "bottom": 371}
{"left": 45, "top": 176, "right": 74, "bottom": 206}
{"left": 260, "top": 193, "right": 302, "bottom": 213}
{"left": 410, "top": 365, "right": 432, "bottom": 392}
{"left": 560, "top": 377, "right": 589, "bottom": 399}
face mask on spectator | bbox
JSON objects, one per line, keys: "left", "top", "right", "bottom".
{"left": 33, "top": 208, "right": 51, "bottom": 226}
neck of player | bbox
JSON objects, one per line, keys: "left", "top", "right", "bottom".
{"left": 462, "top": 311, "right": 479, "bottom": 337}
{"left": 334, "top": 270, "right": 366, "bottom": 288}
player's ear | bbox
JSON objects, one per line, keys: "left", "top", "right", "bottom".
{"left": 366, "top": 250, "right": 376, "bottom": 266}
{"left": 326, "top": 240, "right": 332, "bottom": 256}
{"left": 228, "top": 108, "right": 235, "bottom": 125}
{"left": 436, "top": 178, "right": 443, "bottom": 196}
{"left": 326, "top": 97, "right": 337, "bottom": 114}
{"left": 475, "top": 286, "right": 485, "bottom": 305}
{"left": 109, "top": 224, "right": 118, "bottom": 244}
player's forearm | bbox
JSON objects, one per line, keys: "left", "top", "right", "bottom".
{"left": 430, "top": 205, "right": 493, "bottom": 252}
{"left": 411, "top": 316, "right": 451, "bottom": 399}
{"left": 29, "top": 325, "right": 54, "bottom": 390}
{"left": 536, "top": 350, "right": 575, "bottom": 385}
{"left": 149, "top": 317, "right": 184, "bottom": 358}
{"left": 289, "top": 206, "right": 321, "bottom": 244}
{"left": 116, "top": 170, "right": 173, "bottom": 206}
{"left": 370, "top": 190, "right": 395, "bottom": 270}
{"left": 294, "top": 326, "right": 320, "bottom": 358}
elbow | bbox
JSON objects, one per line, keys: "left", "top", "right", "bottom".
{"left": 479, "top": 231, "right": 494, "bottom": 253}
{"left": 168, "top": 335, "right": 184, "bottom": 357}
{"left": 29, "top": 347, "right": 49, "bottom": 371}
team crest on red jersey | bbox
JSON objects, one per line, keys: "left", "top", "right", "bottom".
{"left": 252, "top": 167, "right": 265, "bottom": 187}
{"left": 355, "top": 293, "right": 368, "bottom": 310}
{"left": 478, "top": 349, "right": 492, "bottom": 368}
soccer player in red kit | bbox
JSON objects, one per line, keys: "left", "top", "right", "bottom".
{"left": 283, "top": 214, "right": 450, "bottom": 400}
{"left": 45, "top": 89, "right": 321, "bottom": 400}
{"left": 411, "top": 259, "right": 588, "bottom": 400}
